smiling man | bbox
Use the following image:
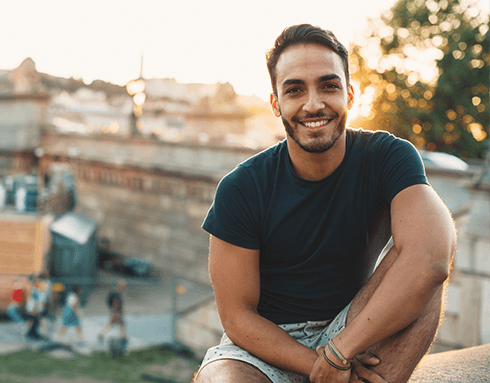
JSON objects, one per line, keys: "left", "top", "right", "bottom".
{"left": 274, "top": 45, "right": 350, "bottom": 155}
{"left": 194, "top": 24, "right": 456, "bottom": 383}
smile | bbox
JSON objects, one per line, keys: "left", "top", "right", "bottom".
{"left": 302, "top": 119, "right": 332, "bottom": 128}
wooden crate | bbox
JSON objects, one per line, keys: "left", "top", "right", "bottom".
{"left": 0, "top": 212, "right": 53, "bottom": 312}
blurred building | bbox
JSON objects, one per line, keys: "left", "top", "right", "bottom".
{"left": 46, "top": 89, "right": 130, "bottom": 136}
{"left": 137, "top": 78, "right": 283, "bottom": 147}
{"left": 0, "top": 58, "right": 50, "bottom": 177}
{"left": 1, "top": 58, "right": 283, "bottom": 153}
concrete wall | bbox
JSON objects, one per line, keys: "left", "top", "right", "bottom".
{"left": 40, "top": 131, "right": 257, "bottom": 181}
{"left": 177, "top": 300, "right": 223, "bottom": 356}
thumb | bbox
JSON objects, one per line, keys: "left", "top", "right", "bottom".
{"left": 316, "top": 345, "right": 325, "bottom": 356}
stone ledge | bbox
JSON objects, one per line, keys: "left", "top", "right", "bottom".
{"left": 409, "top": 344, "right": 490, "bottom": 382}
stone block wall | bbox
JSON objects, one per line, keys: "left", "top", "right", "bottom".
{"left": 74, "top": 171, "right": 216, "bottom": 285}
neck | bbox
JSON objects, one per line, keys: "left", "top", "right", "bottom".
{"left": 286, "top": 134, "right": 346, "bottom": 181}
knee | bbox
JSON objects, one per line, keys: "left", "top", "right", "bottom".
{"left": 194, "top": 360, "right": 233, "bottom": 383}
{"left": 194, "top": 359, "right": 271, "bottom": 383}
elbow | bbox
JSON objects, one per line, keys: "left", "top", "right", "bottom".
{"left": 435, "top": 219, "right": 457, "bottom": 283}
{"left": 218, "top": 306, "right": 240, "bottom": 334}
{"left": 220, "top": 313, "right": 237, "bottom": 336}
{"left": 420, "top": 255, "right": 450, "bottom": 289}
{"left": 429, "top": 196, "right": 458, "bottom": 285}
{"left": 431, "top": 236, "right": 456, "bottom": 285}
{"left": 219, "top": 306, "right": 258, "bottom": 345}
{"left": 432, "top": 261, "right": 450, "bottom": 286}
{"left": 223, "top": 323, "right": 240, "bottom": 345}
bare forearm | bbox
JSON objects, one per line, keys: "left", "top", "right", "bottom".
{"left": 336, "top": 252, "right": 447, "bottom": 359}
{"left": 225, "top": 310, "right": 318, "bottom": 376}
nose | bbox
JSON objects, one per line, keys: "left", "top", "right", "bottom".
{"left": 303, "top": 91, "right": 325, "bottom": 114}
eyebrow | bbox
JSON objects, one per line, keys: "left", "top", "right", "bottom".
{"left": 281, "top": 73, "right": 342, "bottom": 89}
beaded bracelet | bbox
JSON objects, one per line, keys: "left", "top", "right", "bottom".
{"left": 322, "top": 348, "right": 351, "bottom": 371}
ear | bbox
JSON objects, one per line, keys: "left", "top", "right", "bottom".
{"left": 347, "top": 85, "right": 354, "bottom": 110}
{"left": 270, "top": 93, "right": 281, "bottom": 117}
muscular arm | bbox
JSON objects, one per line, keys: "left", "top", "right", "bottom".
{"left": 333, "top": 184, "right": 456, "bottom": 359}
{"left": 209, "top": 235, "right": 318, "bottom": 376}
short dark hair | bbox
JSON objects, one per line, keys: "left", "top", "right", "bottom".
{"left": 266, "top": 24, "right": 350, "bottom": 95}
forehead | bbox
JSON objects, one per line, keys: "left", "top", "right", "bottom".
{"left": 275, "top": 43, "right": 346, "bottom": 87}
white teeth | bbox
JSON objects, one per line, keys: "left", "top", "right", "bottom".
{"left": 303, "top": 120, "right": 329, "bottom": 128}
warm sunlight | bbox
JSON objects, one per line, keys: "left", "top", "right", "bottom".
{"left": 0, "top": 0, "right": 442, "bottom": 101}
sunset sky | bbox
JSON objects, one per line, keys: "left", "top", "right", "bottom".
{"left": 1, "top": 0, "right": 488, "bottom": 101}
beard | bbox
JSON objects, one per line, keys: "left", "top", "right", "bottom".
{"left": 282, "top": 113, "right": 347, "bottom": 153}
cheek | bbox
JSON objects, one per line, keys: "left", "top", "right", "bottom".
{"left": 331, "top": 99, "right": 350, "bottom": 113}
{"left": 277, "top": 101, "right": 296, "bottom": 118}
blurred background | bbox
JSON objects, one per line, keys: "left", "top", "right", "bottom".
{"left": 0, "top": 0, "right": 488, "bottom": 381}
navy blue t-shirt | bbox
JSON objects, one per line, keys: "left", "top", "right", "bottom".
{"left": 202, "top": 129, "right": 428, "bottom": 324}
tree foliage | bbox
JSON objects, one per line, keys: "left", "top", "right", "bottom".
{"left": 349, "top": 0, "right": 489, "bottom": 159}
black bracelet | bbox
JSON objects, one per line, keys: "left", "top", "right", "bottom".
{"left": 323, "top": 348, "right": 351, "bottom": 371}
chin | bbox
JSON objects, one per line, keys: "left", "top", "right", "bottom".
{"left": 283, "top": 117, "right": 346, "bottom": 154}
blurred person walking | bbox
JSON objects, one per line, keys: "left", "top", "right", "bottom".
{"left": 7, "top": 278, "right": 26, "bottom": 338}
{"left": 38, "top": 272, "right": 55, "bottom": 335}
{"left": 25, "top": 275, "right": 42, "bottom": 340}
{"left": 97, "top": 280, "right": 128, "bottom": 350}
{"left": 56, "top": 286, "right": 84, "bottom": 344}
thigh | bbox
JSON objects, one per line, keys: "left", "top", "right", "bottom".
{"left": 196, "top": 333, "right": 308, "bottom": 383}
{"left": 194, "top": 359, "right": 272, "bottom": 383}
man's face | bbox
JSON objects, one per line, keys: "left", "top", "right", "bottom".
{"left": 271, "top": 43, "right": 353, "bottom": 153}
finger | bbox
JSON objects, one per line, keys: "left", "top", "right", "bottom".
{"left": 349, "top": 368, "right": 362, "bottom": 383}
{"left": 316, "top": 345, "right": 325, "bottom": 355}
{"left": 355, "top": 351, "right": 380, "bottom": 366}
{"left": 352, "top": 359, "right": 388, "bottom": 383}
{"left": 357, "top": 370, "right": 387, "bottom": 383}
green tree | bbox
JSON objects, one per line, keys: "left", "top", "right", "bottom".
{"left": 349, "top": 0, "right": 489, "bottom": 159}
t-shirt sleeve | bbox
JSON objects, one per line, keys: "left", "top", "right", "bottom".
{"left": 202, "top": 166, "right": 261, "bottom": 250}
{"left": 376, "top": 134, "right": 428, "bottom": 204}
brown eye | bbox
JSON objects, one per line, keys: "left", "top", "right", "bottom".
{"left": 323, "top": 83, "right": 339, "bottom": 90}
{"left": 286, "top": 87, "right": 301, "bottom": 94}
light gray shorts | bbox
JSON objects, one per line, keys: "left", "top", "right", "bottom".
{"left": 196, "top": 303, "right": 350, "bottom": 383}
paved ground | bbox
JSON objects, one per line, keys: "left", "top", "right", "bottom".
{"left": 0, "top": 270, "right": 213, "bottom": 358}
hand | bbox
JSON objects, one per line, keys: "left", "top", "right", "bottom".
{"left": 350, "top": 352, "right": 388, "bottom": 383}
{"left": 309, "top": 346, "right": 351, "bottom": 383}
